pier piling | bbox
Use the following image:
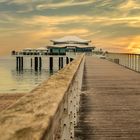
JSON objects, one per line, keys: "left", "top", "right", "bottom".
{"left": 21, "top": 57, "right": 23, "bottom": 70}
{"left": 16, "top": 57, "right": 23, "bottom": 71}
{"left": 59, "top": 57, "right": 61, "bottom": 70}
{"left": 39, "top": 57, "right": 42, "bottom": 70}
{"left": 66, "top": 57, "right": 69, "bottom": 64}
{"left": 16, "top": 57, "right": 19, "bottom": 70}
{"left": 34, "top": 57, "right": 38, "bottom": 71}
{"left": 61, "top": 57, "right": 63, "bottom": 69}
{"left": 49, "top": 57, "right": 53, "bottom": 71}
{"left": 59, "top": 57, "right": 64, "bottom": 69}
{"left": 31, "top": 58, "right": 33, "bottom": 68}
{"left": 16, "top": 56, "right": 73, "bottom": 71}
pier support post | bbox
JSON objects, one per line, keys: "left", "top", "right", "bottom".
{"left": 39, "top": 57, "right": 42, "bottom": 70}
{"left": 31, "top": 58, "right": 33, "bottom": 68}
{"left": 59, "top": 57, "right": 61, "bottom": 70}
{"left": 66, "top": 57, "right": 69, "bottom": 64}
{"left": 59, "top": 57, "right": 63, "bottom": 70}
{"left": 61, "top": 57, "right": 63, "bottom": 69}
{"left": 16, "top": 57, "right": 23, "bottom": 71}
{"left": 49, "top": 57, "right": 53, "bottom": 71}
{"left": 34, "top": 57, "right": 38, "bottom": 71}
{"left": 21, "top": 57, "right": 23, "bottom": 70}
{"left": 16, "top": 57, "right": 19, "bottom": 70}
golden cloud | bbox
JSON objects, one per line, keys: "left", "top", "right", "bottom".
{"left": 20, "top": 15, "right": 140, "bottom": 29}
{"left": 91, "top": 35, "right": 140, "bottom": 53}
{"left": 127, "top": 36, "right": 140, "bottom": 53}
{"left": 119, "top": 0, "right": 139, "bottom": 10}
{"left": 37, "top": 0, "right": 95, "bottom": 10}
{"left": 0, "top": 13, "right": 140, "bottom": 55}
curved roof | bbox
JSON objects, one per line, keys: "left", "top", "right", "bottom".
{"left": 51, "top": 36, "right": 91, "bottom": 43}
{"left": 23, "top": 48, "right": 36, "bottom": 51}
{"left": 23, "top": 47, "right": 48, "bottom": 51}
{"left": 62, "top": 44, "right": 94, "bottom": 48}
{"left": 47, "top": 44, "right": 94, "bottom": 48}
{"left": 37, "top": 47, "right": 48, "bottom": 50}
{"left": 47, "top": 45, "right": 66, "bottom": 48}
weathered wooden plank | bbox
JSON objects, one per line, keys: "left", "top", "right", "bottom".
{"left": 75, "top": 56, "right": 140, "bottom": 140}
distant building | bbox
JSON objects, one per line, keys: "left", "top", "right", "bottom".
{"left": 11, "top": 36, "right": 96, "bottom": 55}
{"left": 47, "top": 36, "right": 95, "bottom": 55}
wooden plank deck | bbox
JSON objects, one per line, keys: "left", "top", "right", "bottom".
{"left": 75, "top": 56, "right": 140, "bottom": 140}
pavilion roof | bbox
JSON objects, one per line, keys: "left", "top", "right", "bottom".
{"left": 51, "top": 36, "right": 91, "bottom": 43}
{"left": 36, "top": 47, "right": 48, "bottom": 50}
{"left": 47, "top": 44, "right": 94, "bottom": 48}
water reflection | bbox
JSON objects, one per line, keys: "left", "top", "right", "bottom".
{"left": 0, "top": 58, "right": 55, "bottom": 93}
{"left": 8, "top": 69, "right": 56, "bottom": 93}
{"left": 0, "top": 56, "right": 65, "bottom": 93}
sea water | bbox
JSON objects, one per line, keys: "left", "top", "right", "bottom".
{"left": 0, "top": 56, "right": 66, "bottom": 93}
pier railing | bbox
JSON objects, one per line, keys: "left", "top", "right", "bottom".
{"left": 0, "top": 54, "right": 85, "bottom": 140}
{"left": 106, "top": 52, "right": 140, "bottom": 72}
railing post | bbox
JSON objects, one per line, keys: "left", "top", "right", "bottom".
{"left": 138, "top": 55, "right": 140, "bottom": 72}
{"left": 133, "top": 54, "right": 136, "bottom": 71}
{"left": 136, "top": 55, "right": 138, "bottom": 71}
{"left": 69, "top": 89, "right": 75, "bottom": 139}
{"left": 131, "top": 54, "right": 133, "bottom": 70}
{"left": 127, "top": 54, "right": 130, "bottom": 68}
{"left": 107, "top": 52, "right": 140, "bottom": 73}
{"left": 61, "top": 94, "right": 70, "bottom": 140}
{"left": 126, "top": 54, "right": 128, "bottom": 67}
{"left": 129, "top": 54, "right": 131, "bottom": 69}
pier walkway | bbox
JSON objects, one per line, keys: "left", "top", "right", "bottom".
{"left": 75, "top": 56, "right": 140, "bottom": 140}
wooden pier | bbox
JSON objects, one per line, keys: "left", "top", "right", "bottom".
{"left": 75, "top": 56, "right": 140, "bottom": 140}
{"left": 15, "top": 55, "right": 74, "bottom": 71}
{"left": 0, "top": 54, "right": 140, "bottom": 140}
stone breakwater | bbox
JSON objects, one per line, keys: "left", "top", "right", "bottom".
{"left": 0, "top": 54, "right": 84, "bottom": 140}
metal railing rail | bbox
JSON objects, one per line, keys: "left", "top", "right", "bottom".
{"left": 106, "top": 52, "right": 140, "bottom": 72}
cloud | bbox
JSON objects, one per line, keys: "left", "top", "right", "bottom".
{"left": 7, "top": 0, "right": 32, "bottom": 4}
{"left": 37, "top": 0, "right": 94, "bottom": 10}
{"left": 127, "top": 36, "right": 140, "bottom": 53}
{"left": 0, "top": 0, "right": 9, "bottom": 3}
{"left": 95, "top": 16, "right": 140, "bottom": 28}
{"left": 0, "top": 0, "right": 140, "bottom": 55}
{"left": 22, "top": 15, "right": 93, "bottom": 27}
{"left": 119, "top": 0, "right": 139, "bottom": 9}
{"left": 14, "top": 14, "right": 140, "bottom": 30}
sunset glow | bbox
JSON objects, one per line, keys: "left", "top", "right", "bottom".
{"left": 0, "top": 0, "right": 140, "bottom": 55}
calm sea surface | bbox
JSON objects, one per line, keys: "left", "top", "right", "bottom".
{"left": 0, "top": 56, "right": 62, "bottom": 94}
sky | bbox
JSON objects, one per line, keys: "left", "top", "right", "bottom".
{"left": 0, "top": 0, "right": 140, "bottom": 55}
